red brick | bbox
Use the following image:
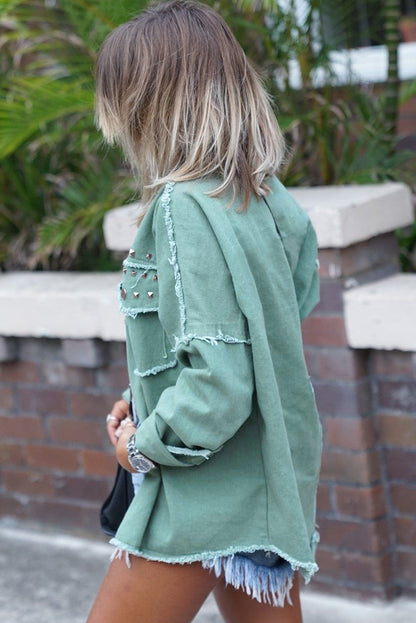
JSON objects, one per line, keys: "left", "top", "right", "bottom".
{"left": 108, "top": 342, "right": 128, "bottom": 365}
{"left": 0, "top": 441, "right": 25, "bottom": 466}
{"left": 320, "top": 448, "right": 381, "bottom": 484}
{"left": 341, "top": 234, "right": 399, "bottom": 277}
{"left": 396, "top": 551, "right": 416, "bottom": 586}
{"left": 301, "top": 316, "right": 348, "bottom": 347}
{"left": 2, "top": 468, "right": 54, "bottom": 496}
{"left": 399, "top": 94, "right": 416, "bottom": 115}
{"left": 96, "top": 366, "right": 129, "bottom": 391}
{"left": 309, "top": 576, "right": 395, "bottom": 600}
{"left": 54, "top": 474, "right": 111, "bottom": 502}
{"left": 316, "top": 348, "right": 368, "bottom": 381}
{"left": 385, "top": 449, "right": 416, "bottom": 482}
{"left": 324, "top": 416, "right": 376, "bottom": 451}
{"left": 41, "top": 361, "right": 95, "bottom": 388}
{"left": 395, "top": 516, "right": 416, "bottom": 547}
{"left": 378, "top": 414, "right": 416, "bottom": 448}
{"left": 373, "top": 351, "right": 416, "bottom": 378}
{"left": 314, "top": 381, "right": 372, "bottom": 417}
{"left": 313, "top": 281, "right": 344, "bottom": 314}
{"left": 28, "top": 498, "right": 100, "bottom": 534}
{"left": 390, "top": 484, "right": 416, "bottom": 516}
{"left": 335, "top": 485, "right": 387, "bottom": 520}
{"left": 378, "top": 380, "right": 416, "bottom": 412}
{"left": 0, "top": 361, "right": 40, "bottom": 383}
{"left": 316, "top": 547, "right": 344, "bottom": 580}
{"left": 70, "top": 392, "right": 120, "bottom": 418}
{"left": 319, "top": 517, "right": 391, "bottom": 554}
{"left": 315, "top": 548, "right": 394, "bottom": 587}
{"left": 0, "top": 494, "right": 29, "bottom": 520}
{"left": 317, "top": 249, "right": 342, "bottom": 279}
{"left": 344, "top": 551, "right": 394, "bottom": 585}
{"left": 26, "top": 444, "right": 80, "bottom": 472}
{"left": 317, "top": 483, "right": 332, "bottom": 515}
{"left": 48, "top": 416, "right": 103, "bottom": 447}
{"left": 0, "top": 386, "right": 13, "bottom": 411}
{"left": 82, "top": 449, "right": 117, "bottom": 477}
{"left": 0, "top": 415, "right": 44, "bottom": 440}
{"left": 19, "top": 388, "right": 67, "bottom": 415}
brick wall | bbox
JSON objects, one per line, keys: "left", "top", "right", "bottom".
{"left": 302, "top": 231, "right": 416, "bottom": 599}
{"left": 372, "top": 350, "right": 416, "bottom": 596}
{"left": 0, "top": 337, "right": 128, "bottom": 538}
{"left": 0, "top": 230, "right": 415, "bottom": 600}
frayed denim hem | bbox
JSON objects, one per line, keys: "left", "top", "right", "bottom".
{"left": 201, "top": 554, "right": 294, "bottom": 608}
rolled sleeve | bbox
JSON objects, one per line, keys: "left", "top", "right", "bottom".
{"left": 134, "top": 338, "right": 254, "bottom": 467}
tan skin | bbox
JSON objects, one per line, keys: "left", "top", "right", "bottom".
{"left": 86, "top": 400, "right": 303, "bottom": 623}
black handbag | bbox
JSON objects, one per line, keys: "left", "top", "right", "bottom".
{"left": 100, "top": 462, "right": 134, "bottom": 537}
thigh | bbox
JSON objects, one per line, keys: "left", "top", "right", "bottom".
{"left": 213, "top": 571, "right": 303, "bottom": 623}
{"left": 87, "top": 554, "right": 219, "bottom": 623}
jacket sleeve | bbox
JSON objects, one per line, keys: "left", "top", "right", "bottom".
{"left": 293, "top": 219, "right": 320, "bottom": 322}
{"left": 133, "top": 185, "right": 254, "bottom": 467}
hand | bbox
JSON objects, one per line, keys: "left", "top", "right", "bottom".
{"left": 106, "top": 398, "right": 130, "bottom": 446}
{"left": 115, "top": 419, "right": 138, "bottom": 473}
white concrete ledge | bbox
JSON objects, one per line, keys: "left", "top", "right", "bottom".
{"left": 344, "top": 274, "right": 416, "bottom": 351}
{"left": 104, "top": 183, "right": 414, "bottom": 251}
{"left": 290, "top": 183, "right": 413, "bottom": 248}
{"left": 0, "top": 272, "right": 125, "bottom": 341}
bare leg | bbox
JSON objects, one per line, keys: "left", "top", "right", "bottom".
{"left": 213, "top": 571, "right": 303, "bottom": 623}
{"left": 87, "top": 555, "right": 219, "bottom": 623}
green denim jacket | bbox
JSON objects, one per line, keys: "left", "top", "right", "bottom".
{"left": 112, "top": 176, "right": 322, "bottom": 582}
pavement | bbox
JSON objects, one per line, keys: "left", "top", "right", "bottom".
{"left": 0, "top": 518, "right": 415, "bottom": 623}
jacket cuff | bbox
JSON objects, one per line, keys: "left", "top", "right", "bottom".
{"left": 134, "top": 413, "right": 215, "bottom": 468}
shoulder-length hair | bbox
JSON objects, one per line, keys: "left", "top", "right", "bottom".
{"left": 95, "top": 0, "right": 285, "bottom": 209}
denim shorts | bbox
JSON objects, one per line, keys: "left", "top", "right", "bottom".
{"left": 201, "top": 549, "right": 295, "bottom": 607}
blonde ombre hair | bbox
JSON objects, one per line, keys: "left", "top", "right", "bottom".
{"left": 95, "top": 0, "right": 285, "bottom": 208}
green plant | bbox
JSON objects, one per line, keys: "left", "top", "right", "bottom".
{"left": 0, "top": 0, "right": 144, "bottom": 270}
{"left": 0, "top": 0, "right": 415, "bottom": 271}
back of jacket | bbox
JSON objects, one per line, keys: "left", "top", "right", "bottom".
{"left": 114, "top": 177, "right": 322, "bottom": 583}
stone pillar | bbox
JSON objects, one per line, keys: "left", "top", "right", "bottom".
{"left": 291, "top": 183, "right": 414, "bottom": 599}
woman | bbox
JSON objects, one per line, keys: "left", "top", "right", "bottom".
{"left": 89, "top": 2, "right": 322, "bottom": 622}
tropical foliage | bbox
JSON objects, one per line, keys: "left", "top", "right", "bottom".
{"left": 0, "top": 0, "right": 415, "bottom": 270}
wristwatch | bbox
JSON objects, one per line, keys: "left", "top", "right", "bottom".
{"left": 126, "top": 433, "right": 156, "bottom": 473}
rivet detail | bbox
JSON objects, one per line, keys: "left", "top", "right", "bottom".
{"left": 122, "top": 268, "right": 127, "bottom": 274}
{"left": 128, "top": 248, "right": 135, "bottom": 257}
{"left": 133, "top": 292, "right": 139, "bottom": 299}
{"left": 131, "top": 270, "right": 137, "bottom": 276}
{"left": 147, "top": 291, "right": 154, "bottom": 298}
{"left": 142, "top": 272, "right": 148, "bottom": 279}
{"left": 145, "top": 253, "right": 152, "bottom": 259}
{"left": 121, "top": 288, "right": 127, "bottom": 300}
{"left": 152, "top": 274, "right": 158, "bottom": 281}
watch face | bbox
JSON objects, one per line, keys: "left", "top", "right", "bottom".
{"left": 132, "top": 454, "right": 153, "bottom": 473}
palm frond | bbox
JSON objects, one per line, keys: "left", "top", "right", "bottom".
{"left": 0, "top": 77, "right": 93, "bottom": 157}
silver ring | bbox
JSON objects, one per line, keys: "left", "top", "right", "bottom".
{"left": 106, "top": 414, "right": 119, "bottom": 423}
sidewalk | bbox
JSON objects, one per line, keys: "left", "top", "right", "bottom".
{"left": 0, "top": 519, "right": 415, "bottom": 623}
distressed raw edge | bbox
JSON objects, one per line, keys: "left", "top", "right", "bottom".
{"left": 119, "top": 303, "right": 159, "bottom": 319}
{"left": 172, "top": 332, "right": 251, "bottom": 352}
{"left": 161, "top": 182, "right": 186, "bottom": 335}
{"left": 133, "top": 359, "right": 178, "bottom": 378}
{"left": 165, "top": 445, "right": 212, "bottom": 459}
{"left": 123, "top": 259, "right": 157, "bottom": 271}
{"left": 201, "top": 555, "right": 294, "bottom": 607}
{"left": 108, "top": 538, "right": 319, "bottom": 584}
